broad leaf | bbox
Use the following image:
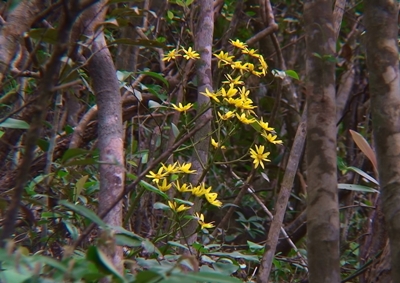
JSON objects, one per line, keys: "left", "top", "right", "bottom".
{"left": 0, "top": 118, "right": 29, "bottom": 129}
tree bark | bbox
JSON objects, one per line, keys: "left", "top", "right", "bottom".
{"left": 81, "top": 1, "right": 125, "bottom": 271}
{"left": 365, "top": 0, "right": 400, "bottom": 282}
{"left": 304, "top": 0, "right": 340, "bottom": 282}
{"left": 182, "top": 0, "right": 213, "bottom": 247}
{"left": 0, "top": 0, "right": 42, "bottom": 82}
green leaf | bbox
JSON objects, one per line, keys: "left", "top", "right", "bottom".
{"left": 0, "top": 269, "right": 32, "bottom": 283}
{"left": 213, "top": 260, "right": 239, "bottom": 275}
{"left": 0, "top": 118, "right": 29, "bottom": 129}
{"left": 31, "top": 255, "right": 68, "bottom": 272}
{"left": 116, "top": 70, "right": 133, "bottom": 82}
{"left": 285, "top": 70, "right": 299, "bottom": 80}
{"left": 138, "top": 71, "right": 169, "bottom": 88}
{"left": 127, "top": 174, "right": 168, "bottom": 199}
{"left": 116, "top": 234, "right": 142, "bottom": 247}
{"left": 169, "top": 272, "right": 242, "bottom": 283}
{"left": 61, "top": 148, "right": 92, "bottom": 163}
{"left": 75, "top": 175, "right": 89, "bottom": 201}
{"left": 153, "top": 202, "right": 170, "bottom": 210}
{"left": 167, "top": 241, "right": 189, "bottom": 250}
{"left": 148, "top": 100, "right": 162, "bottom": 109}
{"left": 170, "top": 122, "right": 180, "bottom": 138}
{"left": 37, "top": 138, "right": 50, "bottom": 151}
{"left": 338, "top": 183, "right": 379, "bottom": 193}
{"left": 135, "top": 270, "right": 162, "bottom": 283}
{"left": 28, "top": 28, "right": 59, "bottom": 44}
{"left": 247, "top": 241, "right": 264, "bottom": 251}
{"left": 312, "top": 52, "right": 322, "bottom": 58}
{"left": 173, "top": 198, "right": 193, "bottom": 206}
{"left": 141, "top": 239, "right": 162, "bottom": 256}
{"left": 62, "top": 220, "right": 79, "bottom": 241}
{"left": 167, "top": 10, "right": 174, "bottom": 20}
{"left": 347, "top": 166, "right": 379, "bottom": 185}
{"left": 59, "top": 200, "right": 108, "bottom": 228}
{"left": 86, "top": 246, "right": 126, "bottom": 282}
{"left": 185, "top": 0, "right": 194, "bottom": 6}
{"left": 206, "top": 251, "right": 259, "bottom": 262}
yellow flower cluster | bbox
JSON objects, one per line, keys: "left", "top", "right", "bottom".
{"left": 213, "top": 39, "right": 268, "bottom": 77}
{"left": 162, "top": 47, "right": 200, "bottom": 62}
{"left": 145, "top": 162, "right": 222, "bottom": 229}
{"left": 202, "top": 39, "right": 282, "bottom": 169}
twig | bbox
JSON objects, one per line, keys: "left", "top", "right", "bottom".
{"left": 247, "top": 187, "right": 308, "bottom": 271}
{"left": 257, "top": 105, "right": 307, "bottom": 282}
{"left": 246, "top": 24, "right": 278, "bottom": 46}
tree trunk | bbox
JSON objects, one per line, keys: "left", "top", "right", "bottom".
{"left": 182, "top": 0, "right": 213, "bottom": 247}
{"left": 365, "top": 0, "right": 400, "bottom": 282}
{"left": 81, "top": 1, "right": 125, "bottom": 272}
{"left": 304, "top": 0, "right": 340, "bottom": 282}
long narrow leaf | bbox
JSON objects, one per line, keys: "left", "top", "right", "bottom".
{"left": 349, "top": 130, "right": 378, "bottom": 173}
{"left": 347, "top": 166, "right": 379, "bottom": 186}
{"left": 59, "top": 200, "right": 107, "bottom": 228}
{"left": 338, "top": 183, "right": 379, "bottom": 193}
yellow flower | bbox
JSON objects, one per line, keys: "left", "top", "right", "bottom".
{"left": 205, "top": 192, "right": 222, "bottom": 207}
{"left": 177, "top": 162, "right": 196, "bottom": 174}
{"left": 252, "top": 70, "right": 265, "bottom": 77}
{"left": 161, "top": 162, "right": 179, "bottom": 174}
{"left": 195, "top": 212, "right": 215, "bottom": 229}
{"left": 192, "top": 183, "right": 208, "bottom": 197}
{"left": 231, "top": 61, "right": 248, "bottom": 74}
{"left": 201, "top": 88, "right": 220, "bottom": 103}
{"left": 146, "top": 167, "right": 168, "bottom": 183}
{"left": 168, "top": 201, "right": 191, "bottom": 213}
{"left": 162, "top": 49, "right": 181, "bottom": 62}
{"left": 236, "top": 113, "right": 256, "bottom": 124}
{"left": 171, "top": 102, "right": 193, "bottom": 112}
{"left": 222, "top": 74, "right": 244, "bottom": 87}
{"left": 224, "top": 97, "right": 240, "bottom": 106}
{"left": 218, "top": 111, "right": 235, "bottom": 120}
{"left": 244, "top": 63, "right": 255, "bottom": 72}
{"left": 220, "top": 86, "right": 238, "bottom": 98}
{"left": 258, "top": 118, "right": 274, "bottom": 132}
{"left": 242, "top": 48, "right": 260, "bottom": 58}
{"left": 229, "top": 39, "right": 247, "bottom": 49}
{"left": 262, "top": 132, "right": 283, "bottom": 144}
{"left": 235, "top": 98, "right": 256, "bottom": 111}
{"left": 238, "top": 86, "right": 250, "bottom": 99}
{"left": 174, "top": 180, "right": 192, "bottom": 193}
{"left": 258, "top": 55, "right": 268, "bottom": 73}
{"left": 214, "top": 51, "right": 234, "bottom": 67}
{"left": 157, "top": 178, "right": 172, "bottom": 192}
{"left": 211, "top": 138, "right": 226, "bottom": 149}
{"left": 249, "top": 145, "right": 271, "bottom": 169}
{"left": 182, "top": 47, "right": 200, "bottom": 60}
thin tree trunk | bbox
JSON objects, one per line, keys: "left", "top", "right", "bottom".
{"left": 81, "top": 1, "right": 125, "bottom": 271}
{"left": 182, "top": 0, "right": 213, "bottom": 247}
{"left": 365, "top": 1, "right": 400, "bottom": 282}
{"left": 304, "top": 0, "right": 340, "bottom": 282}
